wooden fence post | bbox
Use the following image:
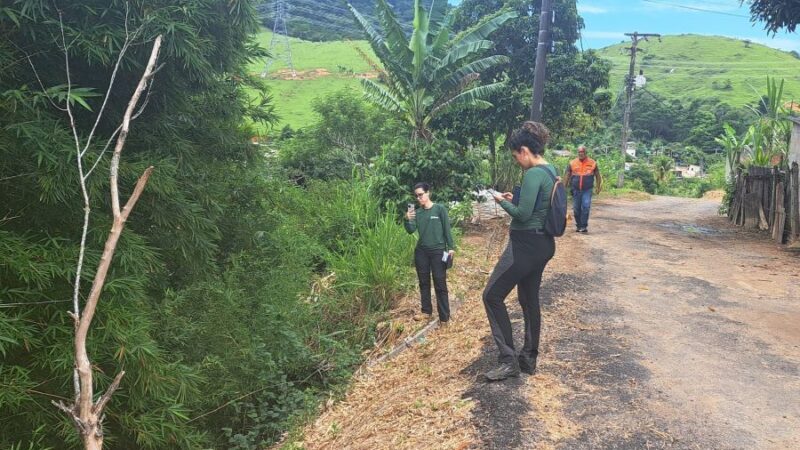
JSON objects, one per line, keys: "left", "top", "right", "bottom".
{"left": 791, "top": 162, "right": 800, "bottom": 241}
{"left": 769, "top": 166, "right": 778, "bottom": 229}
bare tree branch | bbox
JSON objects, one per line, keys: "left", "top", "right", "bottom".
{"left": 92, "top": 370, "right": 126, "bottom": 415}
{"left": 46, "top": 7, "right": 164, "bottom": 445}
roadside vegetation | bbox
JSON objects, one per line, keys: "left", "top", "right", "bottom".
{"left": 1, "top": 0, "right": 797, "bottom": 449}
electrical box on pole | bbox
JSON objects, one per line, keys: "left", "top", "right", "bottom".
{"left": 618, "top": 31, "right": 660, "bottom": 188}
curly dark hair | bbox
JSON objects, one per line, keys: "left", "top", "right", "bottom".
{"left": 507, "top": 121, "right": 550, "bottom": 155}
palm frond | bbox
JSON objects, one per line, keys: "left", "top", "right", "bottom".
{"left": 374, "top": 0, "right": 413, "bottom": 66}
{"left": 426, "top": 0, "right": 449, "bottom": 37}
{"left": 361, "top": 78, "right": 403, "bottom": 112}
{"left": 349, "top": 3, "right": 414, "bottom": 95}
{"left": 348, "top": 3, "right": 392, "bottom": 66}
{"left": 409, "top": 0, "right": 430, "bottom": 82}
{"left": 429, "top": 81, "right": 505, "bottom": 117}
{"left": 437, "top": 55, "right": 510, "bottom": 92}
{"left": 435, "top": 39, "right": 495, "bottom": 74}
{"left": 451, "top": 10, "right": 517, "bottom": 48}
{"left": 430, "top": 12, "right": 454, "bottom": 57}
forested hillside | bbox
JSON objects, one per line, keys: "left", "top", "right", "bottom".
{"left": 257, "top": 0, "right": 432, "bottom": 41}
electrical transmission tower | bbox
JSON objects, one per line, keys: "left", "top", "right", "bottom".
{"left": 618, "top": 31, "right": 660, "bottom": 187}
{"left": 262, "top": 0, "right": 296, "bottom": 78}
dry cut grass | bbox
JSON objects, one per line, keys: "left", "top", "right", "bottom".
{"left": 279, "top": 217, "right": 591, "bottom": 450}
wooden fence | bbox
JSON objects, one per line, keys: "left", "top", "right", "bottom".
{"left": 728, "top": 162, "right": 800, "bottom": 244}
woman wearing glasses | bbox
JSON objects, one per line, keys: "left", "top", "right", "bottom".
{"left": 404, "top": 182, "right": 455, "bottom": 324}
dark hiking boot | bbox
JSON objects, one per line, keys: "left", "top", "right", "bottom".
{"left": 484, "top": 362, "right": 520, "bottom": 381}
{"left": 578, "top": 228, "right": 588, "bottom": 233}
{"left": 518, "top": 356, "right": 537, "bottom": 375}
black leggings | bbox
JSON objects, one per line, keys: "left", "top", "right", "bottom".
{"left": 482, "top": 230, "right": 555, "bottom": 364}
{"left": 414, "top": 247, "right": 450, "bottom": 322}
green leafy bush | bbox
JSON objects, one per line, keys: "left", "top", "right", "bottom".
{"left": 369, "top": 139, "right": 481, "bottom": 212}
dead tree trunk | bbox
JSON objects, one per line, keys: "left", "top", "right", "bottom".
{"left": 53, "top": 35, "right": 163, "bottom": 450}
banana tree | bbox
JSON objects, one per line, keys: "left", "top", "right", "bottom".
{"left": 744, "top": 77, "right": 791, "bottom": 168}
{"left": 652, "top": 155, "right": 675, "bottom": 183}
{"left": 715, "top": 122, "right": 745, "bottom": 180}
{"left": 348, "top": 0, "right": 517, "bottom": 141}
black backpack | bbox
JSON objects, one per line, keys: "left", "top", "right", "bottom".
{"left": 534, "top": 166, "right": 568, "bottom": 237}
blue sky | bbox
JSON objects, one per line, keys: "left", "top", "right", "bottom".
{"left": 450, "top": 0, "right": 799, "bottom": 53}
{"left": 577, "top": 0, "right": 798, "bottom": 52}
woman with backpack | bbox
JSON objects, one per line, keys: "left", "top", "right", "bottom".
{"left": 483, "top": 121, "right": 558, "bottom": 381}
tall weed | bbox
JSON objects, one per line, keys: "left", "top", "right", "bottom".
{"left": 330, "top": 214, "right": 415, "bottom": 313}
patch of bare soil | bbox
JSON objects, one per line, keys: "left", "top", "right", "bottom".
{"left": 266, "top": 68, "right": 379, "bottom": 81}
{"left": 271, "top": 68, "right": 331, "bottom": 80}
{"left": 702, "top": 189, "right": 724, "bottom": 200}
{"left": 284, "top": 196, "right": 800, "bottom": 449}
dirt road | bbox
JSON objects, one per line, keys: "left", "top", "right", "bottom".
{"left": 530, "top": 196, "right": 800, "bottom": 449}
{"left": 297, "top": 196, "right": 800, "bottom": 450}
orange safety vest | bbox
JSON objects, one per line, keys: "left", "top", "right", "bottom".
{"left": 569, "top": 157, "right": 597, "bottom": 191}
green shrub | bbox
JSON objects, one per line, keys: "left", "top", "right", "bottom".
{"left": 330, "top": 214, "right": 415, "bottom": 312}
{"left": 369, "top": 138, "right": 481, "bottom": 213}
{"left": 626, "top": 164, "right": 658, "bottom": 194}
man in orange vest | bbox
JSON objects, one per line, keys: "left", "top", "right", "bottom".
{"left": 564, "top": 146, "right": 602, "bottom": 233}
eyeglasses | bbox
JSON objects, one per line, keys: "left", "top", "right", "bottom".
{"left": 414, "top": 192, "right": 426, "bottom": 198}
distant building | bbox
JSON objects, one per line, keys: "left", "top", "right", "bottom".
{"left": 673, "top": 164, "right": 704, "bottom": 178}
{"left": 625, "top": 142, "right": 637, "bottom": 158}
{"left": 551, "top": 149, "right": 573, "bottom": 158}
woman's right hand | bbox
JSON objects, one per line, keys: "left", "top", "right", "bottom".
{"left": 406, "top": 209, "right": 416, "bottom": 220}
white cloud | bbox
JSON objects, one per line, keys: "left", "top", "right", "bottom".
{"left": 578, "top": 4, "right": 608, "bottom": 14}
{"left": 582, "top": 31, "right": 627, "bottom": 40}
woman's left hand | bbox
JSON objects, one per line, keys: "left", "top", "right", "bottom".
{"left": 492, "top": 192, "right": 511, "bottom": 203}
{"left": 448, "top": 250, "right": 455, "bottom": 256}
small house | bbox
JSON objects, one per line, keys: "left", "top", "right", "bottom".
{"left": 673, "top": 165, "right": 704, "bottom": 178}
{"left": 625, "top": 142, "right": 637, "bottom": 158}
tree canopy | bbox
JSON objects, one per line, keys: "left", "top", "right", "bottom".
{"left": 349, "top": 0, "right": 517, "bottom": 140}
{"left": 745, "top": 0, "right": 800, "bottom": 33}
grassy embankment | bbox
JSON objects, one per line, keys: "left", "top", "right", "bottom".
{"left": 247, "top": 30, "right": 378, "bottom": 133}
{"left": 249, "top": 32, "right": 800, "bottom": 135}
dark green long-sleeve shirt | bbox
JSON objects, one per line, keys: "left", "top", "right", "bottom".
{"left": 404, "top": 203, "right": 455, "bottom": 250}
{"left": 499, "top": 164, "right": 556, "bottom": 230}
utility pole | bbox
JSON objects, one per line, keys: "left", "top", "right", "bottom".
{"left": 262, "top": 0, "right": 297, "bottom": 78}
{"left": 529, "top": 0, "right": 553, "bottom": 121}
{"left": 618, "top": 31, "right": 660, "bottom": 187}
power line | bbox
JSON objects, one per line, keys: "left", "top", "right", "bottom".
{"left": 618, "top": 31, "right": 660, "bottom": 187}
{"left": 262, "top": 2, "right": 413, "bottom": 33}
{"left": 640, "top": 0, "right": 750, "bottom": 18}
{"left": 603, "top": 59, "right": 800, "bottom": 66}
{"left": 262, "top": 0, "right": 296, "bottom": 78}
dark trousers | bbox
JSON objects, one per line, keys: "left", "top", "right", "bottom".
{"left": 572, "top": 188, "right": 593, "bottom": 229}
{"left": 414, "top": 246, "right": 450, "bottom": 322}
{"left": 482, "top": 230, "right": 555, "bottom": 365}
